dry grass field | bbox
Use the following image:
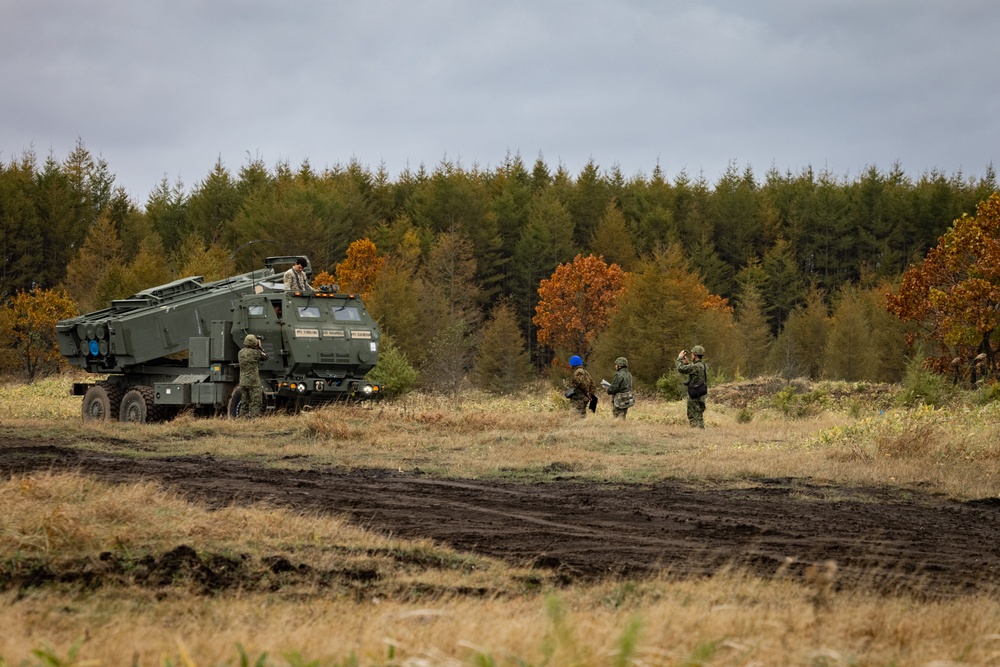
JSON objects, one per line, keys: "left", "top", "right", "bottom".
{"left": 2, "top": 375, "right": 1000, "bottom": 665}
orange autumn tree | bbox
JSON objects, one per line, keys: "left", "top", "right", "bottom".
{"left": 0, "top": 286, "right": 78, "bottom": 380}
{"left": 332, "top": 238, "right": 386, "bottom": 297}
{"left": 886, "top": 192, "right": 1000, "bottom": 379}
{"left": 533, "top": 254, "right": 627, "bottom": 364}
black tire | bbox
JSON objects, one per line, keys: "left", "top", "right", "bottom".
{"left": 119, "top": 386, "right": 165, "bottom": 424}
{"left": 81, "top": 384, "right": 122, "bottom": 422}
{"left": 228, "top": 386, "right": 245, "bottom": 419}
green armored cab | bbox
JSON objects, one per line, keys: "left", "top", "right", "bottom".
{"left": 56, "top": 256, "right": 382, "bottom": 423}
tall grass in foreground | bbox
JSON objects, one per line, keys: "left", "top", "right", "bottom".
{"left": 3, "top": 472, "right": 1000, "bottom": 666}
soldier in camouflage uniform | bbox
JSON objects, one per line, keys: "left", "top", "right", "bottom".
{"left": 567, "top": 355, "right": 597, "bottom": 417}
{"left": 676, "top": 345, "right": 708, "bottom": 428}
{"left": 238, "top": 333, "right": 268, "bottom": 418}
{"left": 607, "top": 356, "right": 634, "bottom": 419}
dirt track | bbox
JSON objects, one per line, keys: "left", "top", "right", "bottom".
{"left": 3, "top": 441, "right": 1000, "bottom": 597}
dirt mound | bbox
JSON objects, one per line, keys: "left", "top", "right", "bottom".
{"left": 710, "top": 376, "right": 897, "bottom": 411}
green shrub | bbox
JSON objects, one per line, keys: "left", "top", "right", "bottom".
{"left": 655, "top": 373, "right": 685, "bottom": 401}
{"left": 366, "top": 335, "right": 418, "bottom": 399}
{"left": 769, "top": 386, "right": 827, "bottom": 418}
{"left": 896, "top": 354, "right": 951, "bottom": 408}
{"left": 736, "top": 407, "right": 754, "bottom": 423}
{"left": 975, "top": 379, "right": 1000, "bottom": 405}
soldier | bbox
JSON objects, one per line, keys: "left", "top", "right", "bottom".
{"left": 567, "top": 355, "right": 597, "bottom": 417}
{"left": 283, "top": 257, "right": 312, "bottom": 292}
{"left": 676, "top": 345, "right": 708, "bottom": 428}
{"left": 606, "top": 356, "right": 635, "bottom": 419}
{"left": 238, "top": 333, "right": 268, "bottom": 418}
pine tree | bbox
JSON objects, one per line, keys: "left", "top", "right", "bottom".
{"left": 473, "top": 300, "right": 534, "bottom": 394}
{"left": 821, "top": 286, "right": 878, "bottom": 381}
{"left": 733, "top": 282, "right": 772, "bottom": 378}
{"left": 589, "top": 245, "right": 707, "bottom": 386}
{"left": 589, "top": 201, "right": 636, "bottom": 270}
{"left": 768, "top": 286, "right": 829, "bottom": 380}
{"left": 63, "top": 212, "right": 124, "bottom": 312}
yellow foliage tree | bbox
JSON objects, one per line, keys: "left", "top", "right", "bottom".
{"left": 63, "top": 211, "right": 124, "bottom": 312}
{"left": 0, "top": 287, "right": 78, "bottom": 380}
{"left": 335, "top": 238, "right": 386, "bottom": 296}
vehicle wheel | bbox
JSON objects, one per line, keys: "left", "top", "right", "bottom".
{"left": 227, "top": 386, "right": 245, "bottom": 419}
{"left": 81, "top": 384, "right": 122, "bottom": 422}
{"left": 119, "top": 386, "right": 164, "bottom": 423}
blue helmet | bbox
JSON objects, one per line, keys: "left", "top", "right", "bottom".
{"left": 569, "top": 355, "right": 583, "bottom": 367}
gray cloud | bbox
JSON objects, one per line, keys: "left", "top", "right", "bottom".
{"left": 3, "top": 0, "right": 998, "bottom": 201}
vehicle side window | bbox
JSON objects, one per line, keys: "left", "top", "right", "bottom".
{"left": 247, "top": 305, "right": 265, "bottom": 317}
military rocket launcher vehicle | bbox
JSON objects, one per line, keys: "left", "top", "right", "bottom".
{"left": 56, "top": 256, "right": 382, "bottom": 422}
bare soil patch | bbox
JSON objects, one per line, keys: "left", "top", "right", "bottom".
{"left": 3, "top": 437, "right": 1000, "bottom": 598}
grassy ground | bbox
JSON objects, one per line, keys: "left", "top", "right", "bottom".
{"left": 3, "top": 375, "right": 1000, "bottom": 665}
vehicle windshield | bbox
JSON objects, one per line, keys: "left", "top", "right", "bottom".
{"left": 332, "top": 306, "right": 361, "bottom": 322}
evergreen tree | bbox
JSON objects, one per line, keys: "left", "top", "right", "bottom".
{"left": 120, "top": 234, "right": 172, "bottom": 298}
{"left": 590, "top": 245, "right": 707, "bottom": 387}
{"left": 365, "top": 235, "right": 427, "bottom": 363}
{"left": 821, "top": 285, "right": 878, "bottom": 381}
{"left": 365, "top": 334, "right": 418, "bottom": 398}
{"left": 767, "top": 286, "right": 829, "bottom": 380}
{"left": 761, "top": 237, "right": 805, "bottom": 332}
{"left": 420, "top": 320, "right": 474, "bottom": 395}
{"left": 173, "top": 233, "right": 230, "bottom": 282}
{"left": 423, "top": 231, "right": 482, "bottom": 328}
{"left": 0, "top": 151, "right": 44, "bottom": 295}
{"left": 861, "top": 280, "right": 909, "bottom": 383}
{"left": 146, "top": 176, "right": 188, "bottom": 253}
{"left": 568, "top": 160, "right": 610, "bottom": 247}
{"left": 589, "top": 201, "right": 637, "bottom": 270}
{"left": 36, "top": 153, "right": 83, "bottom": 288}
{"left": 733, "top": 281, "right": 772, "bottom": 378}
{"left": 689, "top": 232, "right": 735, "bottom": 298}
{"left": 472, "top": 300, "right": 534, "bottom": 394}
{"left": 509, "top": 190, "right": 579, "bottom": 358}
{"left": 63, "top": 211, "right": 124, "bottom": 312}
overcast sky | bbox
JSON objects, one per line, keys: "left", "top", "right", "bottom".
{"left": 3, "top": 1, "right": 999, "bottom": 203}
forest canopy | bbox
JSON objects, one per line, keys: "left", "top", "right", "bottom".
{"left": 1, "top": 139, "right": 997, "bottom": 387}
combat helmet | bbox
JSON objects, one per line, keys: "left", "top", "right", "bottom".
{"left": 244, "top": 334, "right": 258, "bottom": 347}
{"left": 569, "top": 355, "right": 583, "bottom": 368}
{"left": 691, "top": 345, "right": 705, "bottom": 357}
{"left": 615, "top": 356, "right": 628, "bottom": 368}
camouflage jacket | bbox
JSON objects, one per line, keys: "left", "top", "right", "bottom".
{"left": 570, "top": 367, "right": 597, "bottom": 398}
{"left": 607, "top": 367, "right": 633, "bottom": 396}
{"left": 675, "top": 358, "right": 708, "bottom": 389}
{"left": 238, "top": 346, "right": 267, "bottom": 387}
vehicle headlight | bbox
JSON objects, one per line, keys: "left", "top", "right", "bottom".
{"left": 362, "top": 385, "right": 373, "bottom": 395}
{"left": 297, "top": 383, "right": 307, "bottom": 394}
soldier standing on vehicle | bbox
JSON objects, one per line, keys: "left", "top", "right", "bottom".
{"left": 238, "top": 334, "right": 268, "bottom": 418}
{"left": 284, "top": 257, "right": 312, "bottom": 292}
{"left": 567, "top": 355, "right": 597, "bottom": 417}
{"left": 676, "top": 345, "right": 708, "bottom": 428}
{"left": 606, "top": 356, "right": 635, "bottom": 419}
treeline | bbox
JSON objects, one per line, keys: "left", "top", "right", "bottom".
{"left": 1, "top": 139, "right": 996, "bottom": 387}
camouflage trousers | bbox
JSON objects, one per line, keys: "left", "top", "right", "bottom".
{"left": 613, "top": 406, "right": 629, "bottom": 419}
{"left": 241, "top": 385, "right": 263, "bottom": 418}
{"left": 571, "top": 396, "right": 589, "bottom": 416}
{"left": 686, "top": 397, "right": 706, "bottom": 428}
